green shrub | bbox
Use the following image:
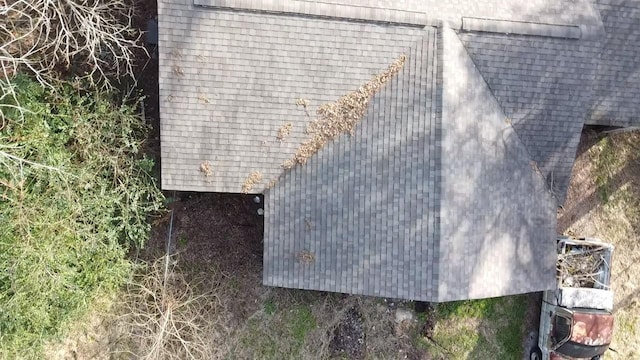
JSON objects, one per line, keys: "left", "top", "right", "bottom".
{"left": 0, "top": 76, "right": 163, "bottom": 358}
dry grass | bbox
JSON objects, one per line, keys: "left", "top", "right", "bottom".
{"left": 276, "top": 122, "right": 293, "bottom": 142}
{"left": 241, "top": 171, "right": 263, "bottom": 194}
{"left": 284, "top": 55, "right": 406, "bottom": 169}
{"left": 44, "top": 296, "right": 118, "bottom": 360}
{"left": 115, "top": 256, "right": 231, "bottom": 360}
{"left": 227, "top": 292, "right": 423, "bottom": 360}
{"left": 421, "top": 296, "right": 528, "bottom": 360}
{"left": 559, "top": 131, "right": 640, "bottom": 359}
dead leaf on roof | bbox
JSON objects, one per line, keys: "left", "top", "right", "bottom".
{"left": 265, "top": 178, "right": 278, "bottom": 190}
{"left": 295, "top": 98, "right": 311, "bottom": 117}
{"left": 241, "top": 171, "right": 263, "bottom": 194}
{"left": 304, "top": 218, "right": 313, "bottom": 231}
{"left": 172, "top": 65, "right": 184, "bottom": 77}
{"left": 530, "top": 160, "right": 542, "bottom": 175}
{"left": 296, "top": 250, "right": 315, "bottom": 264}
{"left": 197, "top": 94, "right": 210, "bottom": 104}
{"left": 284, "top": 55, "right": 407, "bottom": 169}
{"left": 276, "top": 122, "right": 293, "bottom": 142}
{"left": 295, "top": 98, "right": 309, "bottom": 108}
{"left": 199, "top": 161, "right": 213, "bottom": 177}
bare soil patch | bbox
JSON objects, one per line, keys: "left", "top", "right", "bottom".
{"left": 329, "top": 307, "right": 365, "bottom": 359}
{"left": 143, "top": 192, "right": 265, "bottom": 324}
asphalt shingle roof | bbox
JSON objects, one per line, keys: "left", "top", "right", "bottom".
{"left": 589, "top": 0, "right": 640, "bottom": 127}
{"left": 439, "top": 28, "right": 556, "bottom": 300}
{"left": 158, "top": 0, "right": 637, "bottom": 301}
{"left": 264, "top": 27, "right": 442, "bottom": 300}
{"left": 457, "top": 32, "right": 602, "bottom": 201}
{"left": 159, "top": 0, "right": 425, "bottom": 193}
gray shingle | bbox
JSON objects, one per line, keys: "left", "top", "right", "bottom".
{"left": 264, "top": 28, "right": 441, "bottom": 301}
{"left": 439, "top": 28, "right": 557, "bottom": 300}
{"left": 158, "top": 0, "right": 600, "bottom": 302}
{"left": 192, "top": 0, "right": 602, "bottom": 32}
{"left": 159, "top": 2, "right": 425, "bottom": 193}
{"left": 589, "top": 0, "right": 640, "bottom": 127}
{"left": 457, "top": 31, "right": 601, "bottom": 201}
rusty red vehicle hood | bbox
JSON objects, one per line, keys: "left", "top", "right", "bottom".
{"left": 570, "top": 312, "right": 614, "bottom": 346}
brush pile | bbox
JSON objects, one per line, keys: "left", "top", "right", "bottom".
{"left": 557, "top": 244, "right": 610, "bottom": 289}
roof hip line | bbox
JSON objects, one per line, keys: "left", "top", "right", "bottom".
{"left": 448, "top": 30, "right": 558, "bottom": 201}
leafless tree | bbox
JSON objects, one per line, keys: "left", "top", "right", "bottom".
{"left": 1, "top": 0, "right": 143, "bottom": 88}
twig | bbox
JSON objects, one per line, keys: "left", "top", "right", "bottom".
{"left": 0, "top": 149, "right": 71, "bottom": 174}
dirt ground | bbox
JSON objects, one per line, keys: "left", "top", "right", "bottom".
{"left": 144, "top": 192, "right": 266, "bottom": 324}
{"left": 557, "top": 129, "right": 606, "bottom": 234}
{"left": 557, "top": 130, "right": 640, "bottom": 359}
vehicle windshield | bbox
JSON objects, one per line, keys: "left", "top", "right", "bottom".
{"left": 552, "top": 315, "right": 572, "bottom": 345}
{"left": 555, "top": 341, "right": 610, "bottom": 358}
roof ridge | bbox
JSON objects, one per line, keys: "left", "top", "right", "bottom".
{"left": 461, "top": 17, "right": 582, "bottom": 39}
{"left": 194, "top": 0, "right": 435, "bottom": 27}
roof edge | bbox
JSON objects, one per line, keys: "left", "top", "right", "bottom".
{"left": 432, "top": 25, "right": 444, "bottom": 302}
